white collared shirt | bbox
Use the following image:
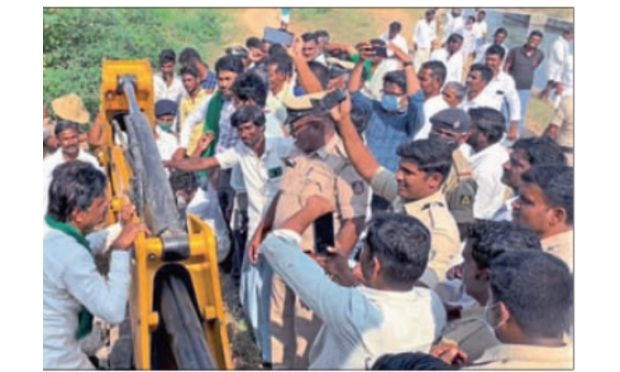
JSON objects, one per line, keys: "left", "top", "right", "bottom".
{"left": 414, "top": 94, "right": 450, "bottom": 140}
{"left": 548, "top": 36, "right": 572, "bottom": 83}
{"left": 265, "top": 81, "right": 294, "bottom": 139}
{"left": 460, "top": 88, "right": 503, "bottom": 113}
{"left": 215, "top": 137, "right": 293, "bottom": 234}
{"left": 413, "top": 19, "right": 437, "bottom": 49}
{"left": 468, "top": 143, "right": 509, "bottom": 219}
{"left": 262, "top": 230, "right": 447, "bottom": 369}
{"left": 430, "top": 48, "right": 464, "bottom": 83}
{"left": 43, "top": 223, "right": 127, "bottom": 369}
{"left": 153, "top": 72, "right": 187, "bottom": 104}
{"left": 485, "top": 71, "right": 522, "bottom": 122}
{"left": 491, "top": 195, "right": 517, "bottom": 222}
{"left": 43, "top": 149, "right": 102, "bottom": 213}
{"left": 155, "top": 126, "right": 179, "bottom": 162}
{"left": 444, "top": 13, "right": 464, "bottom": 41}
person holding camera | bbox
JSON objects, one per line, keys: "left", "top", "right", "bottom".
{"left": 248, "top": 93, "right": 369, "bottom": 369}
{"left": 259, "top": 196, "right": 446, "bottom": 369}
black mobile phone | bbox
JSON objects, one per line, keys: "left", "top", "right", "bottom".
{"left": 320, "top": 89, "right": 347, "bottom": 110}
{"left": 313, "top": 212, "right": 335, "bottom": 256}
{"left": 373, "top": 46, "right": 388, "bottom": 58}
{"left": 263, "top": 27, "right": 294, "bottom": 47}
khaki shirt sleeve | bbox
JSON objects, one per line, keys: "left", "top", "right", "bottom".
{"left": 335, "top": 165, "right": 369, "bottom": 219}
{"left": 420, "top": 207, "right": 462, "bottom": 287}
{"left": 370, "top": 166, "right": 398, "bottom": 202}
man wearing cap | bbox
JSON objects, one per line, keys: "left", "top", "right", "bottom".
{"left": 49, "top": 93, "right": 92, "bottom": 151}
{"left": 249, "top": 92, "right": 368, "bottom": 369}
{"left": 43, "top": 120, "right": 102, "bottom": 213}
{"left": 428, "top": 108, "right": 477, "bottom": 234}
{"left": 154, "top": 99, "right": 180, "bottom": 162}
{"left": 330, "top": 95, "right": 459, "bottom": 290}
{"left": 467, "top": 107, "right": 509, "bottom": 219}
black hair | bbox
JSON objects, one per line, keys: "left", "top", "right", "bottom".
{"left": 421, "top": 60, "right": 447, "bottom": 86}
{"left": 477, "top": 10, "right": 487, "bottom": 16}
{"left": 522, "top": 165, "right": 574, "bottom": 225}
{"left": 47, "top": 161, "right": 107, "bottom": 222}
{"left": 485, "top": 44, "right": 506, "bottom": 60}
{"left": 307, "top": 61, "right": 330, "bottom": 89}
{"left": 467, "top": 15, "right": 476, "bottom": 23}
{"left": 178, "top": 47, "right": 201, "bottom": 66}
{"left": 468, "top": 107, "right": 505, "bottom": 143}
{"left": 159, "top": 49, "right": 176, "bottom": 66}
{"left": 389, "top": 21, "right": 402, "bottom": 33}
{"left": 447, "top": 33, "right": 464, "bottom": 44}
{"left": 469, "top": 63, "right": 493, "bottom": 82}
{"left": 215, "top": 55, "right": 244, "bottom": 75}
{"left": 529, "top": 30, "right": 544, "bottom": 39}
{"left": 490, "top": 251, "right": 573, "bottom": 338}
{"left": 230, "top": 105, "right": 266, "bottom": 128}
{"left": 468, "top": 220, "right": 542, "bottom": 270}
{"left": 396, "top": 138, "right": 453, "bottom": 182}
{"left": 245, "top": 36, "right": 262, "bottom": 49}
{"left": 231, "top": 71, "right": 268, "bottom": 107}
{"left": 372, "top": 352, "right": 453, "bottom": 370}
{"left": 425, "top": 9, "right": 436, "bottom": 17}
{"left": 315, "top": 30, "right": 330, "bottom": 43}
{"left": 512, "top": 137, "right": 566, "bottom": 167}
{"left": 266, "top": 55, "right": 293, "bottom": 77}
{"left": 268, "top": 43, "right": 289, "bottom": 58}
{"left": 495, "top": 27, "right": 508, "bottom": 37}
{"left": 365, "top": 213, "right": 431, "bottom": 288}
{"left": 179, "top": 64, "right": 199, "bottom": 78}
{"left": 301, "top": 32, "right": 318, "bottom": 43}
{"left": 383, "top": 70, "right": 407, "bottom": 93}
{"left": 169, "top": 169, "right": 199, "bottom": 193}
{"left": 54, "top": 120, "right": 80, "bottom": 137}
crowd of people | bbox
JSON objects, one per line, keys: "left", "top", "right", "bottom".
{"left": 43, "top": 8, "right": 574, "bottom": 370}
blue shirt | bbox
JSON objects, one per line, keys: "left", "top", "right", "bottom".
{"left": 352, "top": 91, "right": 425, "bottom": 172}
{"left": 201, "top": 70, "right": 218, "bottom": 91}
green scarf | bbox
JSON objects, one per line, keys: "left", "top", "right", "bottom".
{"left": 202, "top": 90, "right": 224, "bottom": 158}
{"left": 200, "top": 90, "right": 224, "bottom": 179}
{"left": 45, "top": 214, "right": 93, "bottom": 340}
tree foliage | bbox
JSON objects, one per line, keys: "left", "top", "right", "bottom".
{"left": 43, "top": 8, "right": 225, "bottom": 114}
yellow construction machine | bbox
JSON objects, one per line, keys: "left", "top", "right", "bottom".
{"left": 96, "top": 59, "right": 232, "bottom": 369}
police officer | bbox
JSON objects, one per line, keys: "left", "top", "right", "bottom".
{"left": 249, "top": 91, "right": 369, "bottom": 369}
{"left": 331, "top": 94, "right": 460, "bottom": 289}
{"left": 428, "top": 108, "right": 477, "bottom": 236}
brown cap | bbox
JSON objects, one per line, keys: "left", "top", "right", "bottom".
{"left": 51, "top": 93, "right": 90, "bottom": 124}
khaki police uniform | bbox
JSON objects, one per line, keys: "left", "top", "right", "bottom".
{"left": 370, "top": 167, "right": 461, "bottom": 289}
{"left": 443, "top": 147, "right": 477, "bottom": 225}
{"left": 270, "top": 134, "right": 368, "bottom": 369}
{"left": 465, "top": 342, "right": 573, "bottom": 369}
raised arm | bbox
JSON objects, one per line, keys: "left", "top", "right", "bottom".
{"left": 388, "top": 41, "right": 420, "bottom": 95}
{"left": 289, "top": 35, "right": 324, "bottom": 93}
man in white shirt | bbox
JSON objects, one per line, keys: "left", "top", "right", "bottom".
{"left": 474, "top": 27, "right": 508, "bottom": 64}
{"left": 472, "top": 10, "right": 488, "bottom": 49}
{"left": 261, "top": 199, "right": 446, "bottom": 369}
{"left": 413, "top": 10, "right": 437, "bottom": 68}
{"left": 493, "top": 137, "right": 566, "bottom": 222}
{"left": 542, "top": 28, "right": 573, "bottom": 100}
{"left": 153, "top": 99, "right": 180, "bottom": 162}
{"left": 466, "top": 107, "right": 509, "bottom": 219}
{"left": 302, "top": 32, "right": 328, "bottom": 67}
{"left": 43, "top": 121, "right": 102, "bottom": 212}
{"left": 483, "top": 45, "right": 521, "bottom": 141}
{"left": 413, "top": 60, "right": 450, "bottom": 140}
{"left": 265, "top": 55, "right": 295, "bottom": 139}
{"left": 153, "top": 49, "right": 186, "bottom": 104}
{"left": 461, "top": 64, "right": 498, "bottom": 112}
{"left": 431, "top": 33, "right": 464, "bottom": 83}
{"left": 381, "top": 21, "right": 409, "bottom": 71}
{"left": 44, "top": 161, "right": 147, "bottom": 369}
{"left": 164, "top": 106, "right": 291, "bottom": 364}
{"left": 443, "top": 8, "right": 464, "bottom": 42}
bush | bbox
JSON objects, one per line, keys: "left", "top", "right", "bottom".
{"left": 43, "top": 8, "right": 226, "bottom": 114}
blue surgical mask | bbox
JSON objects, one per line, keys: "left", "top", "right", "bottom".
{"left": 381, "top": 94, "right": 402, "bottom": 113}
